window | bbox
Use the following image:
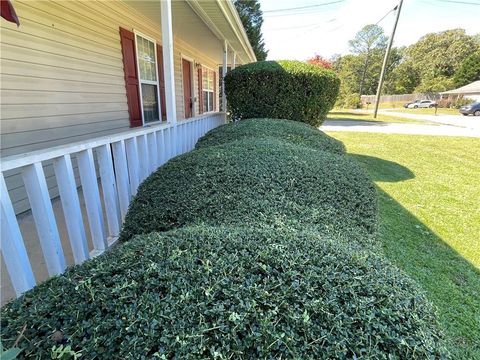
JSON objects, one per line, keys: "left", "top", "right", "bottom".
{"left": 202, "top": 67, "right": 215, "bottom": 112}
{"left": 135, "top": 34, "right": 161, "bottom": 123}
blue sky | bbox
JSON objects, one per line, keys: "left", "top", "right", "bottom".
{"left": 259, "top": 0, "right": 480, "bottom": 60}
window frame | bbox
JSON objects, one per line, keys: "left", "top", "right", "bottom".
{"left": 201, "top": 65, "right": 215, "bottom": 113}
{"left": 134, "top": 30, "right": 162, "bottom": 125}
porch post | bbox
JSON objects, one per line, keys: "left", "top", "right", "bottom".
{"left": 222, "top": 40, "right": 228, "bottom": 111}
{"left": 232, "top": 52, "right": 236, "bottom": 70}
{"left": 161, "top": 0, "right": 177, "bottom": 126}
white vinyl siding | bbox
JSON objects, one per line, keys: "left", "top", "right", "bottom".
{"left": 0, "top": 0, "right": 219, "bottom": 214}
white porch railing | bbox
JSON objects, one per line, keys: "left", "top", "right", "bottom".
{"left": 0, "top": 112, "right": 225, "bottom": 298}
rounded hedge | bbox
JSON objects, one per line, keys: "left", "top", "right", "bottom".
{"left": 196, "top": 118, "right": 345, "bottom": 154}
{"left": 1, "top": 226, "right": 447, "bottom": 359}
{"left": 119, "top": 138, "right": 376, "bottom": 243}
{"left": 224, "top": 60, "right": 340, "bottom": 126}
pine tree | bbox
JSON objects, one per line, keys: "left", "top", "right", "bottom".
{"left": 234, "top": 0, "right": 268, "bottom": 61}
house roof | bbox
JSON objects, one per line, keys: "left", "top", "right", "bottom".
{"left": 440, "top": 80, "right": 480, "bottom": 94}
{"left": 189, "top": 0, "right": 257, "bottom": 64}
{"left": 124, "top": 0, "right": 256, "bottom": 65}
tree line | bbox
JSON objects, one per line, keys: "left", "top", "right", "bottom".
{"left": 233, "top": 1, "right": 480, "bottom": 109}
{"left": 329, "top": 26, "right": 480, "bottom": 107}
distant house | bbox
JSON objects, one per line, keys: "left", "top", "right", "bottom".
{"left": 440, "top": 80, "right": 480, "bottom": 102}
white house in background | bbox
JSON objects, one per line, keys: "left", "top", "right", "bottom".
{"left": 440, "top": 80, "right": 480, "bottom": 102}
{"left": 0, "top": 0, "right": 255, "bottom": 304}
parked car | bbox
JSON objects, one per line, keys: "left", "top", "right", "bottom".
{"left": 407, "top": 100, "right": 437, "bottom": 108}
{"left": 459, "top": 102, "right": 480, "bottom": 116}
{"left": 404, "top": 100, "right": 420, "bottom": 108}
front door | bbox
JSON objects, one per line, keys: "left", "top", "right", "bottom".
{"left": 182, "top": 59, "right": 192, "bottom": 118}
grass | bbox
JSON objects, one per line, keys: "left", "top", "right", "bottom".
{"left": 326, "top": 132, "right": 480, "bottom": 359}
{"left": 328, "top": 110, "right": 435, "bottom": 124}
{"left": 363, "top": 101, "right": 461, "bottom": 115}
{"left": 374, "top": 100, "right": 408, "bottom": 109}
{"left": 383, "top": 107, "right": 460, "bottom": 115}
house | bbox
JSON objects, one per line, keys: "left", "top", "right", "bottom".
{"left": 0, "top": 0, "right": 256, "bottom": 304}
{"left": 440, "top": 80, "right": 480, "bottom": 102}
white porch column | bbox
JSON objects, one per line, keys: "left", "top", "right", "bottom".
{"left": 222, "top": 40, "right": 228, "bottom": 112}
{"left": 232, "top": 52, "right": 236, "bottom": 70}
{"left": 161, "top": 0, "right": 176, "bottom": 125}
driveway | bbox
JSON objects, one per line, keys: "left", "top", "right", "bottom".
{"left": 321, "top": 110, "right": 480, "bottom": 137}
{"left": 381, "top": 110, "right": 480, "bottom": 131}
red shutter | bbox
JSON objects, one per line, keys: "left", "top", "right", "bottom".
{"left": 213, "top": 71, "right": 217, "bottom": 112}
{"left": 156, "top": 44, "right": 167, "bottom": 121}
{"left": 119, "top": 28, "right": 142, "bottom": 127}
{"left": 198, "top": 68, "right": 203, "bottom": 114}
{"left": 1, "top": 0, "right": 20, "bottom": 26}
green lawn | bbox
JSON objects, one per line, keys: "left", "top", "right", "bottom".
{"left": 327, "top": 132, "right": 480, "bottom": 359}
{"left": 384, "top": 107, "right": 460, "bottom": 115}
{"left": 329, "top": 110, "right": 435, "bottom": 124}
{"left": 359, "top": 101, "right": 461, "bottom": 115}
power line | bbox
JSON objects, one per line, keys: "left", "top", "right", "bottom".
{"left": 432, "top": 0, "right": 480, "bottom": 4}
{"left": 265, "top": 8, "right": 340, "bottom": 18}
{"left": 263, "top": 0, "right": 345, "bottom": 13}
{"left": 264, "top": 18, "right": 337, "bottom": 31}
{"left": 266, "top": 4, "right": 396, "bottom": 38}
{"left": 375, "top": 6, "right": 398, "bottom": 25}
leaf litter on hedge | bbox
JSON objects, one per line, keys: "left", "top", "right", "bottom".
{"left": 0, "top": 119, "right": 449, "bottom": 359}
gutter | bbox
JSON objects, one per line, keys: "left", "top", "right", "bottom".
{"left": 221, "top": 0, "right": 257, "bottom": 62}
{"left": 187, "top": 0, "right": 257, "bottom": 64}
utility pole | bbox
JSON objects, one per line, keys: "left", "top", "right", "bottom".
{"left": 373, "top": 0, "right": 403, "bottom": 118}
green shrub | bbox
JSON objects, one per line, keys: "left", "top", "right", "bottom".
{"left": 1, "top": 226, "right": 447, "bottom": 359}
{"left": 196, "top": 118, "right": 345, "bottom": 154}
{"left": 119, "top": 138, "right": 376, "bottom": 243}
{"left": 224, "top": 60, "right": 340, "bottom": 126}
{"left": 344, "top": 92, "right": 363, "bottom": 109}
{"left": 451, "top": 97, "right": 474, "bottom": 109}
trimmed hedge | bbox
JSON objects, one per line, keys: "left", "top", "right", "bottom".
{"left": 1, "top": 119, "right": 448, "bottom": 359}
{"left": 224, "top": 60, "right": 340, "bottom": 126}
{"left": 196, "top": 118, "right": 345, "bottom": 154}
{"left": 1, "top": 226, "right": 447, "bottom": 358}
{"left": 119, "top": 138, "right": 376, "bottom": 243}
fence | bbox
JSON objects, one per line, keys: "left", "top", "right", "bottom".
{"left": 361, "top": 93, "right": 440, "bottom": 104}
{"left": 1, "top": 112, "right": 225, "bottom": 299}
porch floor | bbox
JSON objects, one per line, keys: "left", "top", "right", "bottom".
{"left": 1, "top": 186, "right": 114, "bottom": 307}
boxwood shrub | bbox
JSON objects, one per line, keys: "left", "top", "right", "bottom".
{"left": 224, "top": 60, "right": 340, "bottom": 126}
{"left": 1, "top": 226, "right": 447, "bottom": 359}
{"left": 196, "top": 118, "right": 345, "bottom": 154}
{"left": 119, "top": 138, "right": 376, "bottom": 243}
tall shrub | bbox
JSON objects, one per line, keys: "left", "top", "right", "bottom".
{"left": 224, "top": 60, "right": 340, "bottom": 126}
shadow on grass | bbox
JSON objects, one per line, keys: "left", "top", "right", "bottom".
{"left": 348, "top": 153, "right": 480, "bottom": 359}
{"left": 326, "top": 119, "right": 386, "bottom": 126}
{"left": 349, "top": 154, "right": 415, "bottom": 182}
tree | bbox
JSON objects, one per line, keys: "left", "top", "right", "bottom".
{"left": 306, "top": 54, "right": 332, "bottom": 69}
{"left": 414, "top": 75, "right": 454, "bottom": 93}
{"left": 453, "top": 51, "right": 480, "bottom": 87}
{"left": 234, "top": 0, "right": 268, "bottom": 61}
{"left": 334, "top": 46, "right": 399, "bottom": 102}
{"left": 404, "top": 29, "right": 478, "bottom": 92}
{"left": 384, "top": 61, "right": 420, "bottom": 94}
{"left": 383, "top": 47, "right": 419, "bottom": 94}
{"left": 348, "top": 24, "right": 388, "bottom": 96}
